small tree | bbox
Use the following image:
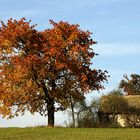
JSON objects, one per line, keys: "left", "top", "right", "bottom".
{"left": 77, "top": 98, "right": 100, "bottom": 128}
{"left": 120, "top": 74, "right": 140, "bottom": 95}
{"left": 66, "top": 98, "right": 86, "bottom": 127}
{"left": 66, "top": 95, "right": 85, "bottom": 128}
{"left": 0, "top": 18, "right": 107, "bottom": 127}
{"left": 66, "top": 98, "right": 100, "bottom": 128}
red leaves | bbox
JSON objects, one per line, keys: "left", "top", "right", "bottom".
{"left": 119, "top": 74, "right": 140, "bottom": 95}
{"left": 0, "top": 18, "right": 107, "bottom": 119}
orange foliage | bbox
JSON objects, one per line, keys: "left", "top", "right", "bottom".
{"left": 0, "top": 18, "right": 107, "bottom": 125}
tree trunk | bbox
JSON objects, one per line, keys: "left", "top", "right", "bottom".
{"left": 47, "top": 80, "right": 56, "bottom": 127}
{"left": 47, "top": 97, "right": 55, "bottom": 127}
{"left": 71, "top": 103, "right": 75, "bottom": 128}
{"left": 41, "top": 81, "right": 55, "bottom": 127}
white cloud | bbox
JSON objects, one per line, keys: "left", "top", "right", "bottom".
{"left": 94, "top": 43, "right": 140, "bottom": 56}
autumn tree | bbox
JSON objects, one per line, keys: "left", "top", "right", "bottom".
{"left": 0, "top": 18, "right": 107, "bottom": 127}
{"left": 120, "top": 74, "right": 140, "bottom": 95}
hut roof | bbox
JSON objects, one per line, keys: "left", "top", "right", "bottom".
{"left": 124, "top": 95, "right": 140, "bottom": 109}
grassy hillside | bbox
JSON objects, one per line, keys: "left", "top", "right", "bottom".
{"left": 0, "top": 128, "right": 140, "bottom": 140}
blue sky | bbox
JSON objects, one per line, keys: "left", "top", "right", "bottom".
{"left": 0, "top": 0, "right": 140, "bottom": 127}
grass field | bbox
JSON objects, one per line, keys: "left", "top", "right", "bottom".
{"left": 0, "top": 128, "right": 140, "bottom": 140}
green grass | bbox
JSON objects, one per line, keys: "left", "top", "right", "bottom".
{"left": 0, "top": 128, "right": 140, "bottom": 140}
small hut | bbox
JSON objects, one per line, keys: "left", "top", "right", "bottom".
{"left": 116, "top": 95, "right": 140, "bottom": 127}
